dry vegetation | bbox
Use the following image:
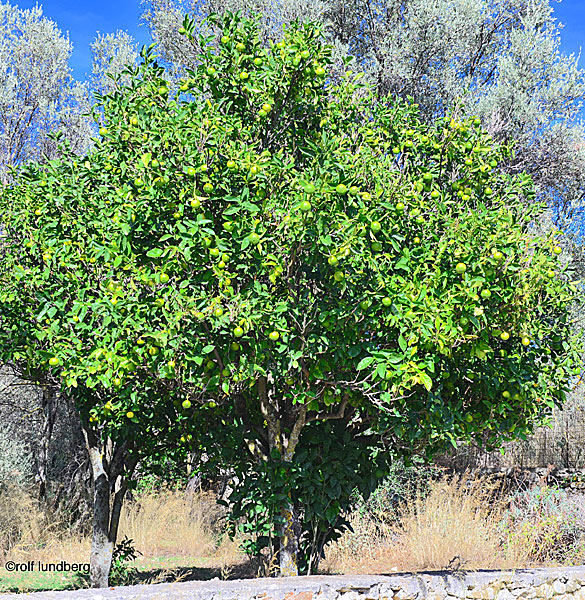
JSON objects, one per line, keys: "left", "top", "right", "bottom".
{"left": 323, "top": 473, "right": 585, "bottom": 574}
{"left": 0, "top": 485, "right": 245, "bottom": 592}
{"left": 3, "top": 472, "right": 585, "bottom": 592}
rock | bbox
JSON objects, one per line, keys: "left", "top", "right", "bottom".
{"left": 553, "top": 582, "right": 566, "bottom": 595}
{"left": 565, "top": 581, "right": 581, "bottom": 594}
{"left": 496, "top": 588, "right": 516, "bottom": 600}
{"left": 338, "top": 592, "right": 360, "bottom": 600}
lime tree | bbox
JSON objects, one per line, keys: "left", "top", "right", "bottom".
{"left": 0, "top": 11, "right": 581, "bottom": 580}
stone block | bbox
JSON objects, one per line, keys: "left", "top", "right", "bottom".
{"left": 535, "top": 584, "right": 555, "bottom": 599}
{"left": 565, "top": 581, "right": 581, "bottom": 594}
{"left": 284, "top": 592, "right": 313, "bottom": 600}
{"left": 467, "top": 586, "right": 498, "bottom": 599}
{"left": 571, "top": 588, "right": 585, "bottom": 600}
{"left": 496, "top": 588, "right": 516, "bottom": 600}
{"left": 339, "top": 592, "right": 361, "bottom": 600}
{"left": 553, "top": 582, "right": 567, "bottom": 595}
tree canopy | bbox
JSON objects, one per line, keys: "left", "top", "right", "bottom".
{"left": 143, "top": 0, "right": 585, "bottom": 232}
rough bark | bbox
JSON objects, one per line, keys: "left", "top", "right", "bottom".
{"left": 82, "top": 426, "right": 136, "bottom": 588}
{"left": 279, "top": 501, "right": 301, "bottom": 576}
{"left": 278, "top": 404, "right": 306, "bottom": 576}
{"left": 37, "top": 386, "right": 58, "bottom": 501}
{"left": 86, "top": 439, "right": 114, "bottom": 588}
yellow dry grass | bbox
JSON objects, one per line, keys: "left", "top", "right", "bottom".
{"left": 4, "top": 473, "right": 585, "bottom": 585}
{"left": 323, "top": 472, "right": 585, "bottom": 574}
{"left": 2, "top": 486, "right": 242, "bottom": 570}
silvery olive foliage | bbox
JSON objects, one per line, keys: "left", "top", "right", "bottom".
{"left": 0, "top": 426, "right": 33, "bottom": 487}
{"left": 142, "top": 0, "right": 585, "bottom": 233}
{"left": 0, "top": 2, "right": 139, "bottom": 183}
{"left": 141, "top": 0, "right": 328, "bottom": 75}
{"left": 0, "top": 2, "right": 92, "bottom": 182}
{"left": 91, "top": 30, "right": 140, "bottom": 96}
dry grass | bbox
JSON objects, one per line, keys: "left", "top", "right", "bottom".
{"left": 2, "top": 486, "right": 243, "bottom": 573}
{"left": 4, "top": 473, "right": 585, "bottom": 590}
{"left": 323, "top": 473, "right": 585, "bottom": 575}
{"left": 1, "top": 483, "right": 88, "bottom": 565}
{"left": 118, "top": 489, "right": 219, "bottom": 558}
{"left": 384, "top": 473, "right": 512, "bottom": 571}
{"left": 321, "top": 506, "right": 398, "bottom": 574}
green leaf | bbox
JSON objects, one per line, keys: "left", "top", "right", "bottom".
{"left": 141, "top": 153, "right": 152, "bottom": 168}
{"left": 356, "top": 356, "right": 375, "bottom": 370}
{"left": 420, "top": 373, "right": 433, "bottom": 391}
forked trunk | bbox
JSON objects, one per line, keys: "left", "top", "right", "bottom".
{"left": 83, "top": 427, "right": 135, "bottom": 588}
{"left": 258, "top": 377, "right": 307, "bottom": 577}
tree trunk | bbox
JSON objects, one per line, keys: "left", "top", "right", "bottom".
{"left": 83, "top": 427, "right": 135, "bottom": 588}
{"left": 90, "top": 467, "right": 114, "bottom": 588}
{"left": 258, "top": 377, "right": 307, "bottom": 577}
{"left": 37, "top": 386, "right": 58, "bottom": 501}
{"left": 279, "top": 500, "right": 300, "bottom": 576}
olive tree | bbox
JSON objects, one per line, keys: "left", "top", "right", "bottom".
{"left": 0, "top": 11, "right": 581, "bottom": 581}
{"left": 0, "top": 1, "right": 142, "bottom": 185}
{"left": 91, "top": 31, "right": 139, "bottom": 97}
{"left": 0, "top": 1, "right": 95, "bottom": 182}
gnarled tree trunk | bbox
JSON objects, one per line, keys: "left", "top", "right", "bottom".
{"left": 278, "top": 500, "right": 301, "bottom": 576}
{"left": 38, "top": 386, "right": 58, "bottom": 501}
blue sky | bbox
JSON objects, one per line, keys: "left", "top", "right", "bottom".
{"left": 552, "top": 0, "right": 585, "bottom": 63}
{"left": 12, "top": 0, "right": 585, "bottom": 82}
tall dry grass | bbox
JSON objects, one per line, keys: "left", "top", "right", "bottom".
{"left": 1, "top": 482, "right": 89, "bottom": 566}
{"left": 2, "top": 486, "right": 242, "bottom": 571}
{"left": 117, "top": 489, "right": 242, "bottom": 566}
{"left": 384, "top": 473, "right": 511, "bottom": 571}
{"left": 323, "top": 473, "right": 585, "bottom": 574}
{"left": 4, "top": 474, "right": 585, "bottom": 581}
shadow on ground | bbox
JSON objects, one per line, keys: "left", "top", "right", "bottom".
{"left": 123, "top": 559, "right": 261, "bottom": 585}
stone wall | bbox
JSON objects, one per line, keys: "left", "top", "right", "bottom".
{"left": 431, "top": 465, "right": 585, "bottom": 494}
{"left": 3, "top": 566, "right": 585, "bottom": 600}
